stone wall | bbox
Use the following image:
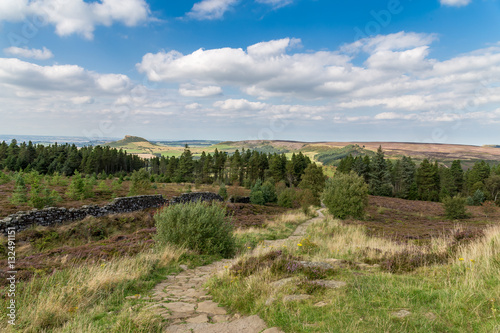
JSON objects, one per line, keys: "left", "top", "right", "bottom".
{"left": 170, "top": 192, "right": 224, "bottom": 205}
{"left": 0, "top": 195, "right": 167, "bottom": 234}
{"left": 0, "top": 192, "right": 228, "bottom": 234}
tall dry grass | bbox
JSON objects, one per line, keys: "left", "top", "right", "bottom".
{"left": 0, "top": 245, "right": 185, "bottom": 332}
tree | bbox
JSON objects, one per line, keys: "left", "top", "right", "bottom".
{"left": 369, "top": 146, "right": 393, "bottom": 196}
{"left": 442, "top": 196, "right": 468, "bottom": 219}
{"left": 485, "top": 175, "right": 500, "bottom": 203}
{"left": 250, "top": 180, "right": 266, "bottom": 205}
{"left": 322, "top": 172, "right": 368, "bottom": 219}
{"left": 10, "top": 173, "right": 28, "bottom": 204}
{"left": 299, "top": 163, "right": 327, "bottom": 206}
{"left": 416, "top": 159, "right": 439, "bottom": 201}
{"left": 128, "top": 168, "right": 151, "bottom": 196}
{"left": 450, "top": 160, "right": 464, "bottom": 193}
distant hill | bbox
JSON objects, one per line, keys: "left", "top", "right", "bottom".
{"left": 107, "top": 135, "right": 155, "bottom": 148}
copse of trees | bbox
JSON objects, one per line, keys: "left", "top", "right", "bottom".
{"left": 0, "top": 140, "right": 145, "bottom": 176}
{"left": 336, "top": 146, "right": 500, "bottom": 205}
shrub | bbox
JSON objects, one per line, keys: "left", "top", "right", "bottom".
{"left": 250, "top": 180, "right": 266, "bottom": 205}
{"left": 322, "top": 171, "right": 368, "bottom": 219}
{"left": 128, "top": 169, "right": 151, "bottom": 196}
{"left": 10, "top": 174, "right": 28, "bottom": 204}
{"left": 467, "top": 189, "right": 486, "bottom": 206}
{"left": 442, "top": 195, "right": 468, "bottom": 219}
{"left": 29, "top": 179, "right": 62, "bottom": 209}
{"left": 482, "top": 200, "right": 496, "bottom": 217}
{"left": 66, "top": 171, "right": 93, "bottom": 200}
{"left": 218, "top": 183, "right": 228, "bottom": 201}
{"left": 261, "top": 181, "right": 277, "bottom": 203}
{"left": 154, "top": 202, "right": 235, "bottom": 258}
{"left": 0, "top": 170, "right": 11, "bottom": 185}
{"left": 278, "top": 188, "right": 295, "bottom": 208}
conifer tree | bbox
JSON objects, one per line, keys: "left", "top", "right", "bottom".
{"left": 369, "top": 146, "right": 393, "bottom": 196}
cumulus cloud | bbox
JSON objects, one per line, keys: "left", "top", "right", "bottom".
{"left": 4, "top": 46, "right": 53, "bottom": 60}
{"left": 0, "top": 0, "right": 150, "bottom": 39}
{"left": 187, "top": 0, "right": 238, "bottom": 20}
{"left": 137, "top": 32, "right": 500, "bottom": 123}
{"left": 440, "top": 0, "right": 472, "bottom": 7}
{"left": 0, "top": 57, "right": 131, "bottom": 94}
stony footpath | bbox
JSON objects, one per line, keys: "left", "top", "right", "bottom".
{"left": 142, "top": 209, "right": 326, "bottom": 333}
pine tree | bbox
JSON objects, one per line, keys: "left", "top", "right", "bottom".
{"left": 416, "top": 159, "right": 439, "bottom": 201}
{"left": 10, "top": 173, "right": 28, "bottom": 204}
{"left": 369, "top": 146, "right": 393, "bottom": 196}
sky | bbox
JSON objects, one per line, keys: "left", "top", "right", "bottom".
{"left": 0, "top": 0, "right": 499, "bottom": 145}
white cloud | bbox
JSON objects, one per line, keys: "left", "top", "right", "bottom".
{"left": 0, "top": 0, "right": 150, "bottom": 39}
{"left": 213, "top": 99, "right": 266, "bottom": 111}
{"left": 179, "top": 84, "right": 223, "bottom": 97}
{"left": 4, "top": 46, "right": 54, "bottom": 60}
{"left": 0, "top": 57, "right": 131, "bottom": 94}
{"left": 71, "top": 96, "right": 94, "bottom": 104}
{"left": 187, "top": 0, "right": 238, "bottom": 20}
{"left": 137, "top": 32, "right": 500, "bottom": 125}
{"left": 440, "top": 0, "right": 472, "bottom": 7}
{"left": 255, "top": 0, "right": 293, "bottom": 9}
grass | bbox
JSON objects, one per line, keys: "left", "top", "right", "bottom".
{"left": 233, "top": 211, "right": 311, "bottom": 250}
{"left": 0, "top": 244, "right": 186, "bottom": 332}
{"left": 207, "top": 211, "right": 500, "bottom": 332}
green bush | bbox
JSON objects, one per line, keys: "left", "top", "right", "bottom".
{"left": 128, "top": 169, "right": 151, "bottom": 196}
{"left": 10, "top": 174, "right": 28, "bottom": 204}
{"left": 218, "top": 183, "right": 228, "bottom": 201}
{"left": 0, "top": 170, "right": 11, "bottom": 185}
{"left": 443, "top": 195, "right": 468, "bottom": 219}
{"left": 322, "top": 171, "right": 368, "bottom": 219}
{"left": 66, "top": 171, "right": 93, "bottom": 200}
{"left": 278, "top": 188, "right": 295, "bottom": 208}
{"left": 261, "top": 181, "right": 277, "bottom": 203}
{"left": 154, "top": 202, "right": 235, "bottom": 258}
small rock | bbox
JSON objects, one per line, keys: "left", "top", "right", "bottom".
{"left": 392, "top": 309, "right": 411, "bottom": 318}
{"left": 314, "top": 301, "right": 328, "bottom": 307}
{"left": 179, "top": 264, "right": 189, "bottom": 270}
{"left": 283, "top": 294, "right": 312, "bottom": 303}
{"left": 265, "top": 297, "right": 276, "bottom": 306}
{"left": 314, "top": 280, "right": 347, "bottom": 289}
{"left": 196, "top": 300, "right": 227, "bottom": 315}
{"left": 271, "top": 278, "right": 295, "bottom": 288}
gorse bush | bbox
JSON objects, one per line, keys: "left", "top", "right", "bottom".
{"left": 154, "top": 202, "right": 235, "bottom": 258}
{"left": 442, "top": 195, "right": 468, "bottom": 219}
{"left": 322, "top": 171, "right": 368, "bottom": 219}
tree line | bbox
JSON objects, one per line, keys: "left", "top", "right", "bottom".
{"left": 0, "top": 140, "right": 146, "bottom": 175}
{"left": 336, "top": 146, "right": 500, "bottom": 205}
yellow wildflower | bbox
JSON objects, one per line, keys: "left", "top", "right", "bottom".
{"left": 298, "top": 243, "right": 303, "bottom": 247}
{"left": 459, "top": 258, "right": 464, "bottom": 261}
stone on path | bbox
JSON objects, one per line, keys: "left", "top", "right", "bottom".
{"left": 212, "top": 314, "right": 231, "bottom": 323}
{"left": 196, "top": 300, "right": 227, "bottom": 315}
{"left": 314, "top": 301, "right": 328, "bottom": 307}
{"left": 186, "top": 314, "right": 209, "bottom": 323}
{"left": 161, "top": 302, "right": 196, "bottom": 313}
{"left": 166, "top": 315, "right": 267, "bottom": 333}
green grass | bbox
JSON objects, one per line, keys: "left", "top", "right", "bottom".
{"left": 207, "top": 213, "right": 500, "bottom": 332}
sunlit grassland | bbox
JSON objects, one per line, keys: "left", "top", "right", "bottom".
{"left": 208, "top": 213, "right": 500, "bottom": 332}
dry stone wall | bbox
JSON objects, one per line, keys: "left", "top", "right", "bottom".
{"left": 0, "top": 192, "right": 226, "bottom": 234}
{"left": 0, "top": 195, "right": 167, "bottom": 234}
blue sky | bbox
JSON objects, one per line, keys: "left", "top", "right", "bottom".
{"left": 0, "top": 0, "right": 499, "bottom": 145}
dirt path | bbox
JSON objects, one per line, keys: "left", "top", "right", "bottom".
{"left": 146, "top": 209, "right": 325, "bottom": 333}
